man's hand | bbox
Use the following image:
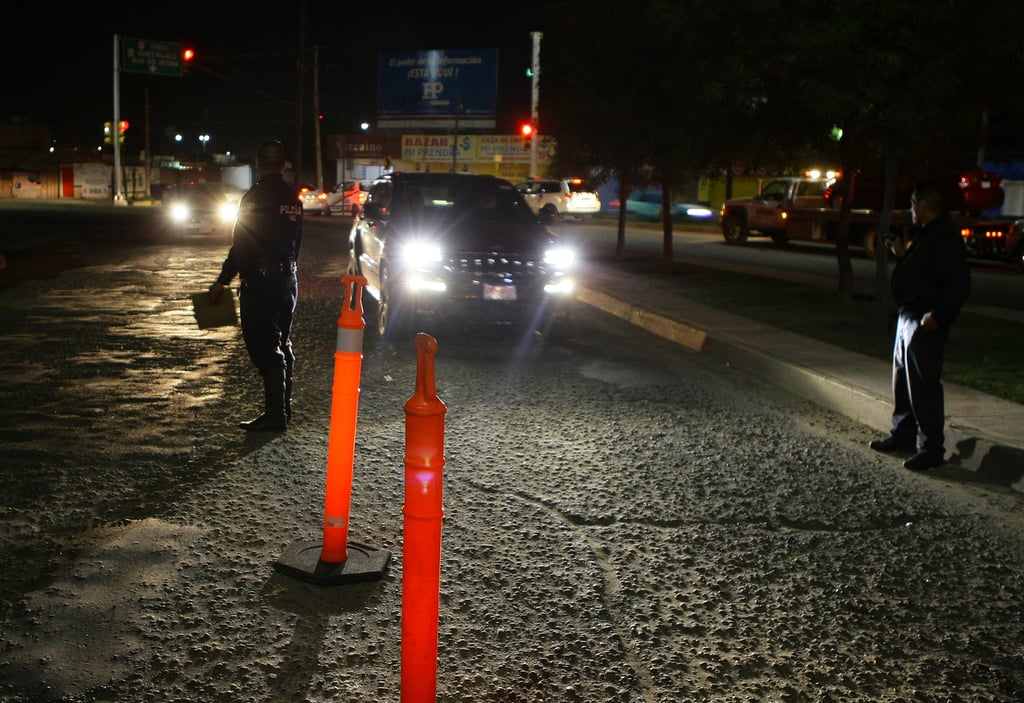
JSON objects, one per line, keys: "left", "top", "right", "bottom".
{"left": 884, "top": 233, "right": 906, "bottom": 256}
{"left": 209, "top": 281, "right": 225, "bottom": 304}
{"left": 921, "top": 311, "right": 940, "bottom": 333}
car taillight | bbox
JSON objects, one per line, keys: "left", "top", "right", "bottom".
{"left": 962, "top": 225, "right": 1008, "bottom": 241}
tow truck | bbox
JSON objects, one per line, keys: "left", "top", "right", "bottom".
{"left": 719, "top": 172, "right": 1023, "bottom": 269}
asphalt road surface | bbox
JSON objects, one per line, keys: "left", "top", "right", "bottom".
{"left": 2, "top": 207, "right": 1024, "bottom": 702}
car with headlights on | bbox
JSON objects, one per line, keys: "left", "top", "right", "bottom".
{"left": 346, "top": 172, "right": 576, "bottom": 340}
{"left": 163, "top": 182, "right": 242, "bottom": 236}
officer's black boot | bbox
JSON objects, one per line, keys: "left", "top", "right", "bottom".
{"left": 239, "top": 367, "right": 287, "bottom": 432}
{"left": 284, "top": 361, "right": 294, "bottom": 422}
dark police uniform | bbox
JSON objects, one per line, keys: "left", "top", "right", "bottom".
{"left": 215, "top": 170, "right": 302, "bottom": 429}
{"left": 888, "top": 211, "right": 971, "bottom": 458}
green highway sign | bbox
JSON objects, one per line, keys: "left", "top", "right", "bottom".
{"left": 122, "top": 37, "right": 183, "bottom": 77}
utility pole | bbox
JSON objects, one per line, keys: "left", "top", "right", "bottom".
{"left": 144, "top": 87, "right": 151, "bottom": 199}
{"left": 530, "top": 31, "right": 541, "bottom": 179}
{"left": 293, "top": 0, "right": 306, "bottom": 186}
{"left": 113, "top": 34, "right": 125, "bottom": 204}
{"left": 313, "top": 45, "right": 323, "bottom": 192}
{"left": 451, "top": 98, "right": 462, "bottom": 173}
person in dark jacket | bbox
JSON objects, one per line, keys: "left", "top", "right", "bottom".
{"left": 869, "top": 181, "right": 971, "bottom": 470}
{"left": 209, "top": 140, "right": 302, "bottom": 432}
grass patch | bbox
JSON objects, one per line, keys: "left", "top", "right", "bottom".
{"left": 612, "top": 257, "right": 1024, "bottom": 406}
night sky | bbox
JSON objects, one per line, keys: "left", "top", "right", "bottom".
{"left": 6, "top": 1, "right": 541, "bottom": 161}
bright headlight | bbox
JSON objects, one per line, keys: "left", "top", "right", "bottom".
{"left": 169, "top": 202, "right": 189, "bottom": 223}
{"left": 543, "top": 247, "right": 575, "bottom": 269}
{"left": 686, "top": 206, "right": 714, "bottom": 219}
{"left": 401, "top": 241, "right": 443, "bottom": 264}
{"left": 219, "top": 201, "right": 239, "bottom": 223}
{"left": 544, "top": 277, "right": 574, "bottom": 294}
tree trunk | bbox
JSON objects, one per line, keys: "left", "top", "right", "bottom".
{"left": 835, "top": 141, "right": 855, "bottom": 299}
{"left": 875, "top": 147, "right": 898, "bottom": 333}
{"left": 660, "top": 177, "right": 673, "bottom": 274}
{"left": 616, "top": 177, "right": 629, "bottom": 260}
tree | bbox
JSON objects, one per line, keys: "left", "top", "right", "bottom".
{"left": 542, "top": 1, "right": 769, "bottom": 272}
{"left": 540, "top": 0, "right": 1024, "bottom": 293}
{"left": 540, "top": 0, "right": 647, "bottom": 260}
{"left": 766, "top": 0, "right": 1024, "bottom": 322}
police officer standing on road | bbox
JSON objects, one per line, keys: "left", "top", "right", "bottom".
{"left": 209, "top": 140, "right": 302, "bottom": 432}
{"left": 869, "top": 180, "right": 971, "bottom": 470}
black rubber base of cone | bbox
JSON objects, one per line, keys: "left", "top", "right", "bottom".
{"left": 273, "top": 539, "right": 391, "bottom": 586}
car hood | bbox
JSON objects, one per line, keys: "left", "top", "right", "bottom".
{"left": 391, "top": 211, "right": 553, "bottom": 253}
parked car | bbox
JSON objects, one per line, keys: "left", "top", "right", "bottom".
{"left": 299, "top": 180, "right": 368, "bottom": 217}
{"left": 297, "top": 183, "right": 327, "bottom": 215}
{"left": 330, "top": 180, "right": 369, "bottom": 217}
{"left": 824, "top": 169, "right": 1005, "bottom": 215}
{"left": 347, "top": 172, "right": 576, "bottom": 339}
{"left": 605, "top": 190, "right": 715, "bottom": 222}
{"left": 515, "top": 177, "right": 601, "bottom": 224}
{"left": 163, "top": 182, "right": 242, "bottom": 235}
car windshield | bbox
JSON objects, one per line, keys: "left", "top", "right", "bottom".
{"left": 760, "top": 180, "right": 789, "bottom": 200}
{"left": 567, "top": 180, "right": 595, "bottom": 193}
{"left": 394, "top": 176, "right": 536, "bottom": 224}
{"left": 167, "top": 183, "right": 231, "bottom": 205}
{"left": 797, "top": 180, "right": 830, "bottom": 197}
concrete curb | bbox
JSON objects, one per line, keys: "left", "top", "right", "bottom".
{"left": 575, "top": 287, "right": 709, "bottom": 351}
{"left": 576, "top": 284, "right": 1024, "bottom": 493}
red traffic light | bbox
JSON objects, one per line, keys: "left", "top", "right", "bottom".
{"left": 520, "top": 123, "right": 534, "bottom": 137}
{"left": 118, "top": 120, "right": 129, "bottom": 133}
{"left": 182, "top": 47, "right": 195, "bottom": 63}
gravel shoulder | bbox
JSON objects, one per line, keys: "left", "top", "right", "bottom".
{"left": 2, "top": 220, "right": 1024, "bottom": 702}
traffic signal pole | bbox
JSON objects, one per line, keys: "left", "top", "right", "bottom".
{"left": 530, "top": 31, "right": 541, "bottom": 179}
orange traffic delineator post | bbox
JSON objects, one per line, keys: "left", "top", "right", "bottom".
{"left": 400, "top": 333, "right": 447, "bottom": 703}
{"left": 273, "top": 275, "right": 391, "bottom": 586}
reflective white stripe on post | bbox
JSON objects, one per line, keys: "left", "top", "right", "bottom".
{"left": 336, "top": 327, "right": 363, "bottom": 354}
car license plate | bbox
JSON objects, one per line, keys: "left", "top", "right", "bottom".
{"left": 483, "top": 283, "right": 516, "bottom": 301}
{"left": 981, "top": 181, "right": 991, "bottom": 189}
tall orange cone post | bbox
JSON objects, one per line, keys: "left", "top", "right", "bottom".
{"left": 273, "top": 275, "right": 390, "bottom": 586}
{"left": 401, "top": 333, "right": 447, "bottom": 703}
{"left": 320, "top": 274, "right": 369, "bottom": 563}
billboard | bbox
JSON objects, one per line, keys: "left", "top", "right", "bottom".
{"left": 328, "top": 133, "right": 404, "bottom": 161}
{"left": 399, "top": 134, "right": 554, "bottom": 164}
{"left": 378, "top": 49, "right": 498, "bottom": 129}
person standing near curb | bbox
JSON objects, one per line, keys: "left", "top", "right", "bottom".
{"left": 869, "top": 180, "right": 971, "bottom": 470}
{"left": 209, "top": 140, "right": 303, "bottom": 432}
